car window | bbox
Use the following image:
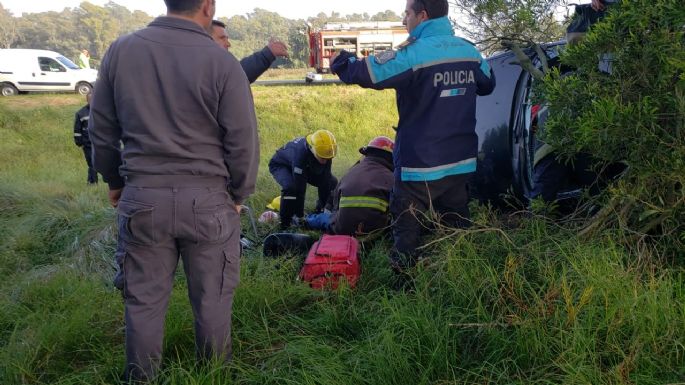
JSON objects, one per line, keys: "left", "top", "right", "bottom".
{"left": 38, "top": 57, "right": 66, "bottom": 73}
{"left": 56, "top": 56, "right": 80, "bottom": 70}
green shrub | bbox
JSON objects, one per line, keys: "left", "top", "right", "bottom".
{"left": 540, "top": 0, "right": 685, "bottom": 256}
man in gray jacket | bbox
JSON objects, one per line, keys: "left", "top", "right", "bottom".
{"left": 210, "top": 19, "right": 289, "bottom": 83}
{"left": 89, "top": 0, "right": 259, "bottom": 381}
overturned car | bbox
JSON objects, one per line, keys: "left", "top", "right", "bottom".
{"left": 469, "top": 41, "right": 611, "bottom": 208}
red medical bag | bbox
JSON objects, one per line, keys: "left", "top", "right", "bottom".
{"left": 299, "top": 235, "right": 360, "bottom": 289}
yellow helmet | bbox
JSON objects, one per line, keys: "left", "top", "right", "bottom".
{"left": 306, "top": 130, "right": 337, "bottom": 159}
{"left": 266, "top": 196, "right": 281, "bottom": 211}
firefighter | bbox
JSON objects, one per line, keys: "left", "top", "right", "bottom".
{"left": 269, "top": 130, "right": 338, "bottom": 229}
{"left": 73, "top": 92, "right": 98, "bottom": 184}
{"left": 306, "top": 136, "right": 395, "bottom": 236}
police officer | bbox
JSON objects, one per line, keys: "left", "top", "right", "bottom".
{"left": 331, "top": 0, "right": 495, "bottom": 272}
{"left": 306, "top": 136, "right": 395, "bottom": 236}
{"left": 269, "top": 130, "right": 338, "bottom": 229}
{"left": 210, "top": 20, "right": 289, "bottom": 83}
{"left": 73, "top": 92, "right": 97, "bottom": 184}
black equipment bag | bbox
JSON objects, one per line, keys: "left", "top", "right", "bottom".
{"left": 263, "top": 233, "right": 316, "bottom": 257}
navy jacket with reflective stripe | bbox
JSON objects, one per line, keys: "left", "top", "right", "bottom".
{"left": 332, "top": 17, "right": 495, "bottom": 182}
{"left": 269, "top": 137, "right": 332, "bottom": 191}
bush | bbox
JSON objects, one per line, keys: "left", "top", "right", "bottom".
{"left": 540, "top": 0, "right": 685, "bottom": 256}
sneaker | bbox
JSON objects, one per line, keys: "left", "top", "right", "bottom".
{"left": 240, "top": 235, "right": 254, "bottom": 250}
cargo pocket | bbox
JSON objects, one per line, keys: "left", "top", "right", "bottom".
{"left": 117, "top": 199, "right": 155, "bottom": 246}
{"left": 193, "top": 191, "right": 235, "bottom": 244}
{"left": 220, "top": 249, "right": 241, "bottom": 296}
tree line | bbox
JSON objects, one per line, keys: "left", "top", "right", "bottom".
{"left": 0, "top": 0, "right": 573, "bottom": 68}
{"left": 0, "top": 1, "right": 402, "bottom": 69}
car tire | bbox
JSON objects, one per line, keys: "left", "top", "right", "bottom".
{"left": 76, "top": 82, "right": 92, "bottom": 95}
{"left": 1, "top": 83, "right": 19, "bottom": 97}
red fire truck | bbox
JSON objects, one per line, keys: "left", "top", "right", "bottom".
{"left": 308, "top": 21, "right": 409, "bottom": 73}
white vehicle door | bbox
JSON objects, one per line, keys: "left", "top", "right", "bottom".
{"left": 21, "top": 57, "right": 74, "bottom": 91}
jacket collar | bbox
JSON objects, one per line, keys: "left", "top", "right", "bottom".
{"left": 364, "top": 153, "right": 394, "bottom": 171}
{"left": 410, "top": 16, "right": 454, "bottom": 39}
{"left": 148, "top": 16, "right": 213, "bottom": 39}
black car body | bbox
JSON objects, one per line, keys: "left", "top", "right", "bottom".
{"left": 470, "top": 41, "right": 571, "bottom": 207}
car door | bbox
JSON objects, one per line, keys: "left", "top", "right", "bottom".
{"left": 19, "top": 57, "right": 73, "bottom": 91}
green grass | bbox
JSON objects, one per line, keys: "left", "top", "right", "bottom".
{"left": 0, "top": 91, "right": 683, "bottom": 385}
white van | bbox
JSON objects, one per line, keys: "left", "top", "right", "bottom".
{"left": 0, "top": 49, "right": 97, "bottom": 96}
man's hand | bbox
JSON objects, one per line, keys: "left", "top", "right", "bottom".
{"left": 235, "top": 204, "right": 243, "bottom": 213}
{"left": 591, "top": 0, "right": 606, "bottom": 11}
{"left": 330, "top": 52, "right": 340, "bottom": 67}
{"left": 268, "top": 38, "right": 289, "bottom": 58}
{"left": 329, "top": 50, "right": 355, "bottom": 75}
{"left": 109, "top": 188, "right": 122, "bottom": 208}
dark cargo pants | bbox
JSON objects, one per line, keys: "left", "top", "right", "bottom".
{"left": 390, "top": 173, "right": 472, "bottom": 269}
{"left": 82, "top": 143, "right": 98, "bottom": 184}
{"left": 331, "top": 207, "right": 389, "bottom": 236}
{"left": 531, "top": 152, "right": 599, "bottom": 203}
{"left": 117, "top": 175, "right": 241, "bottom": 382}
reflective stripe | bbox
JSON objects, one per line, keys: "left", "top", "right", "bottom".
{"left": 439, "top": 88, "right": 467, "bottom": 98}
{"left": 368, "top": 17, "right": 489, "bottom": 84}
{"left": 401, "top": 157, "right": 476, "bottom": 182}
{"left": 74, "top": 133, "right": 82, "bottom": 137}
{"left": 339, "top": 196, "right": 389, "bottom": 212}
{"left": 534, "top": 143, "right": 555, "bottom": 167}
{"left": 412, "top": 57, "right": 479, "bottom": 71}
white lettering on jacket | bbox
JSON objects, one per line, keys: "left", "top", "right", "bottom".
{"left": 434, "top": 70, "right": 475, "bottom": 87}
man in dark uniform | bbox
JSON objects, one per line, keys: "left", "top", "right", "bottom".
{"left": 306, "top": 136, "right": 395, "bottom": 236}
{"left": 210, "top": 20, "right": 289, "bottom": 83}
{"left": 530, "top": 104, "right": 624, "bottom": 212}
{"left": 73, "top": 92, "right": 98, "bottom": 184}
{"left": 269, "top": 129, "right": 338, "bottom": 229}
{"left": 89, "top": 0, "right": 259, "bottom": 381}
{"left": 331, "top": 0, "right": 495, "bottom": 272}
{"left": 530, "top": 104, "right": 600, "bottom": 204}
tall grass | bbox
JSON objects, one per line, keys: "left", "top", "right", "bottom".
{"left": 0, "top": 91, "right": 683, "bottom": 384}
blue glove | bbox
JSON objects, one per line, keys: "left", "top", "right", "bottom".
{"left": 305, "top": 212, "right": 332, "bottom": 231}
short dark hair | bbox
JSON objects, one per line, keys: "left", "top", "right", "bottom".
{"left": 212, "top": 20, "right": 226, "bottom": 29}
{"left": 164, "top": 0, "right": 205, "bottom": 14}
{"left": 411, "top": 0, "right": 449, "bottom": 19}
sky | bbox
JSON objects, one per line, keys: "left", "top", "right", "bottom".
{"left": 1, "top": 0, "right": 404, "bottom": 19}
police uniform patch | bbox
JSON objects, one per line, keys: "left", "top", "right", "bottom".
{"left": 374, "top": 50, "right": 397, "bottom": 65}
{"left": 395, "top": 36, "right": 417, "bottom": 50}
